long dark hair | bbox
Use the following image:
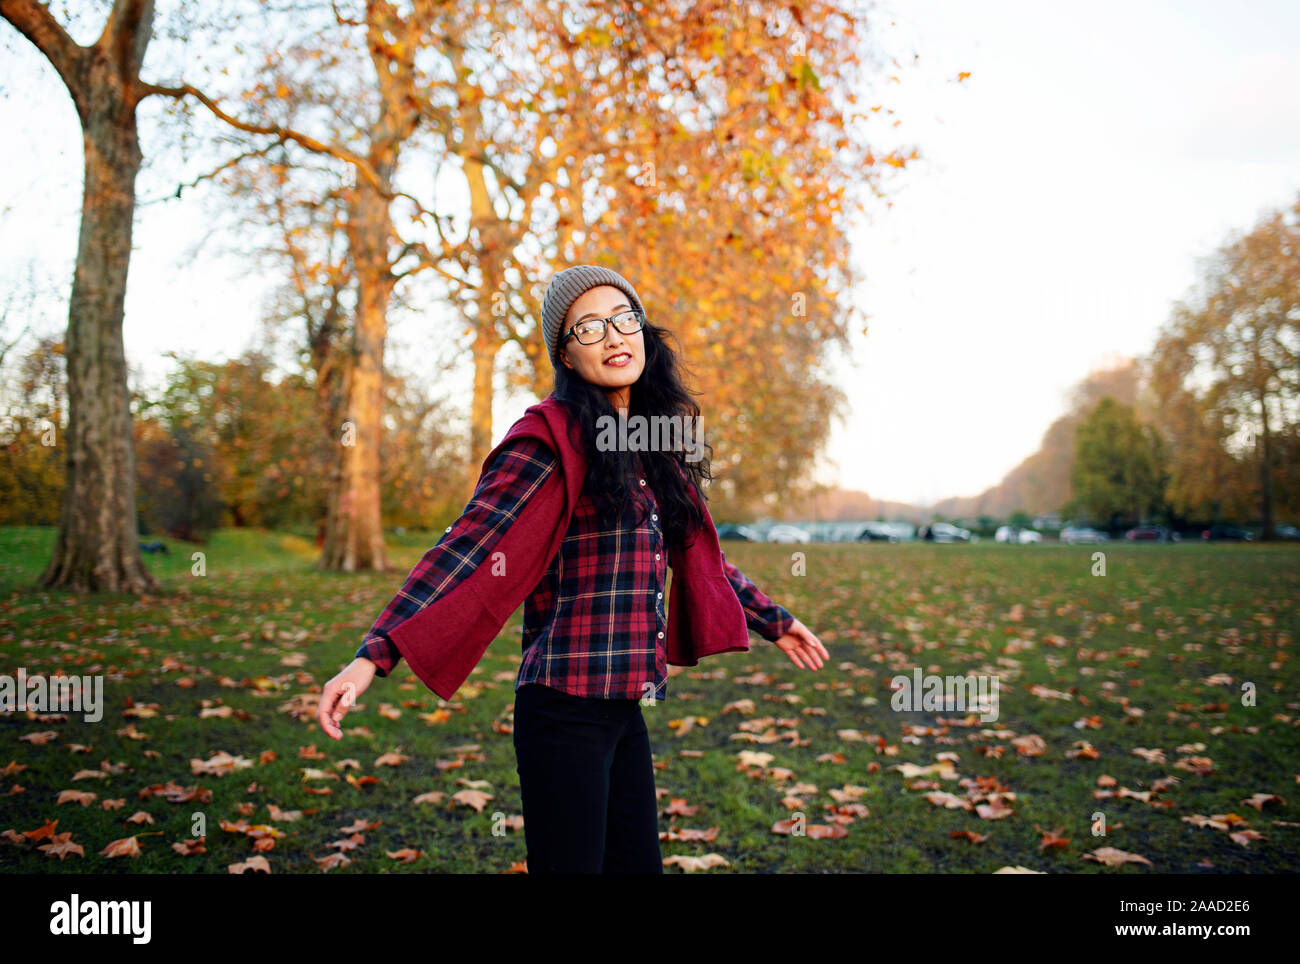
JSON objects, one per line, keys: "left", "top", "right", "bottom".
{"left": 553, "top": 316, "right": 714, "bottom": 552}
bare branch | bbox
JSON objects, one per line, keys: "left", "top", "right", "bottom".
{"left": 0, "top": 315, "right": 31, "bottom": 370}
{"left": 141, "top": 81, "right": 388, "bottom": 193}
{"left": 392, "top": 239, "right": 469, "bottom": 288}
{"left": 138, "top": 142, "right": 286, "bottom": 205}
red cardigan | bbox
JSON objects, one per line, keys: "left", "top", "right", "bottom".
{"left": 384, "top": 394, "right": 755, "bottom": 700}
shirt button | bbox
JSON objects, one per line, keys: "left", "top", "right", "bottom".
{"left": 651, "top": 514, "right": 658, "bottom": 521}
{"left": 639, "top": 478, "right": 646, "bottom": 486}
{"left": 657, "top": 631, "right": 664, "bottom": 639}
{"left": 657, "top": 591, "right": 663, "bottom": 599}
{"left": 445, "top": 526, "right": 452, "bottom": 532}
{"left": 655, "top": 553, "right": 660, "bottom": 561}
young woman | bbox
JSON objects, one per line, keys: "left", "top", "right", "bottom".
{"left": 318, "top": 264, "right": 828, "bottom": 874}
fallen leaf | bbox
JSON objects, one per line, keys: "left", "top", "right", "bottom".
{"left": 229, "top": 855, "right": 271, "bottom": 873}
{"left": 101, "top": 835, "right": 142, "bottom": 859}
{"left": 662, "top": 853, "right": 729, "bottom": 872}
{"left": 1082, "top": 847, "right": 1152, "bottom": 868}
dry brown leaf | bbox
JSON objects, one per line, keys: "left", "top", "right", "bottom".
{"left": 386, "top": 847, "right": 424, "bottom": 863}
{"left": 19, "top": 731, "right": 59, "bottom": 745}
{"left": 1012, "top": 735, "right": 1047, "bottom": 757}
{"left": 172, "top": 837, "right": 206, "bottom": 856}
{"left": 25, "top": 821, "right": 58, "bottom": 841}
{"left": 450, "top": 788, "right": 493, "bottom": 812}
{"left": 806, "top": 823, "right": 849, "bottom": 839}
{"left": 975, "top": 797, "right": 1016, "bottom": 820}
{"left": 1037, "top": 827, "right": 1071, "bottom": 851}
{"left": 662, "top": 826, "right": 719, "bottom": 842}
{"left": 299, "top": 767, "right": 340, "bottom": 782}
{"left": 1228, "top": 829, "right": 1267, "bottom": 846}
{"left": 925, "top": 791, "right": 972, "bottom": 810}
{"left": 192, "top": 751, "right": 254, "bottom": 777}
{"left": 1082, "top": 847, "right": 1152, "bottom": 868}
{"left": 662, "top": 853, "right": 729, "bottom": 872}
{"left": 38, "top": 832, "right": 84, "bottom": 860}
{"left": 313, "top": 852, "right": 350, "bottom": 871}
{"left": 100, "top": 835, "right": 142, "bottom": 859}
{"left": 229, "top": 855, "right": 271, "bottom": 873}
{"left": 1243, "top": 793, "right": 1284, "bottom": 811}
{"left": 1130, "top": 747, "right": 1166, "bottom": 763}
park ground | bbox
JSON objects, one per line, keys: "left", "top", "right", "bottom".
{"left": 0, "top": 526, "right": 1297, "bottom": 873}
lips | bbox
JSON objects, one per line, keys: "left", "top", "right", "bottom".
{"left": 604, "top": 352, "right": 632, "bottom": 366}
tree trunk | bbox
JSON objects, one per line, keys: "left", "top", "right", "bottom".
{"left": 39, "top": 54, "right": 158, "bottom": 593}
{"left": 462, "top": 150, "right": 507, "bottom": 506}
{"left": 467, "top": 306, "right": 502, "bottom": 506}
{"left": 317, "top": 182, "right": 391, "bottom": 572}
{"left": 1258, "top": 390, "right": 1274, "bottom": 540}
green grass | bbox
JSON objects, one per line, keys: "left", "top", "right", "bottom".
{"left": 0, "top": 526, "right": 1297, "bottom": 873}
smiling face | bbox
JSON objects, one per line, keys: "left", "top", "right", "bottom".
{"left": 557, "top": 284, "right": 645, "bottom": 410}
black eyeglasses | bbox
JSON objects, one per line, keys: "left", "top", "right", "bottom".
{"left": 561, "top": 309, "right": 644, "bottom": 346}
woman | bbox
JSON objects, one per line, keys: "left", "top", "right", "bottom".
{"left": 317, "top": 264, "right": 828, "bottom": 874}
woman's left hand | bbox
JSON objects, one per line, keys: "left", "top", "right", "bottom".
{"left": 772, "top": 618, "right": 828, "bottom": 670}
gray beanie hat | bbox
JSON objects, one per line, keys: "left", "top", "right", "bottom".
{"left": 541, "top": 264, "right": 646, "bottom": 369}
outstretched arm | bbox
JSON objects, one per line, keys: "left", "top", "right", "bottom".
{"left": 720, "top": 549, "right": 796, "bottom": 641}
{"left": 720, "top": 550, "right": 828, "bottom": 670}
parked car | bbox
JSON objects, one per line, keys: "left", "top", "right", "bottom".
{"left": 856, "top": 523, "right": 898, "bottom": 543}
{"left": 1201, "top": 523, "right": 1251, "bottom": 541}
{"left": 1125, "top": 525, "right": 1179, "bottom": 542}
{"left": 996, "top": 525, "right": 1042, "bottom": 544}
{"left": 920, "top": 522, "right": 972, "bottom": 543}
{"left": 1060, "top": 526, "right": 1109, "bottom": 545}
{"left": 716, "top": 523, "right": 761, "bottom": 541}
{"left": 1274, "top": 524, "right": 1300, "bottom": 541}
{"left": 766, "top": 524, "right": 811, "bottom": 544}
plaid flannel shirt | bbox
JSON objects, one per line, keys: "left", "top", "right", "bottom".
{"left": 355, "top": 436, "right": 794, "bottom": 701}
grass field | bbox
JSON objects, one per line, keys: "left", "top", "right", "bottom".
{"left": 1, "top": 525, "right": 1297, "bottom": 873}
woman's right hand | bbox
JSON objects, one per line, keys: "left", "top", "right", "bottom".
{"left": 318, "top": 658, "right": 378, "bottom": 740}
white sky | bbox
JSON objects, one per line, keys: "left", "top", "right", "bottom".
{"left": 4, "top": 0, "right": 1300, "bottom": 507}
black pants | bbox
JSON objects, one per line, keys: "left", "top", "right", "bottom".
{"left": 512, "top": 682, "right": 663, "bottom": 874}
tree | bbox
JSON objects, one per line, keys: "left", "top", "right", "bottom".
{"left": 1145, "top": 328, "right": 1254, "bottom": 523}
{"left": 160, "top": 0, "right": 456, "bottom": 570}
{"left": 0, "top": 333, "right": 66, "bottom": 525}
{"left": 1, "top": 0, "right": 165, "bottom": 590}
{"left": 1148, "top": 194, "right": 1300, "bottom": 537}
{"left": 202, "top": 0, "right": 897, "bottom": 557}
{"left": 135, "top": 351, "right": 330, "bottom": 532}
{"left": 1068, "top": 396, "right": 1167, "bottom": 527}
{"left": 133, "top": 415, "right": 223, "bottom": 541}
{"left": 558, "top": 1, "right": 892, "bottom": 515}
